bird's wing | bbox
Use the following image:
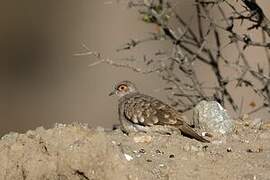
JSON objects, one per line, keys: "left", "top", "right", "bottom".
{"left": 124, "top": 94, "right": 184, "bottom": 126}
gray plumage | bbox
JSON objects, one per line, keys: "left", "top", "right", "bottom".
{"left": 109, "top": 80, "right": 209, "bottom": 143}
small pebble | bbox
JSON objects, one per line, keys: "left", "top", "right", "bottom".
{"left": 202, "top": 132, "right": 213, "bottom": 137}
{"left": 135, "top": 154, "right": 141, "bottom": 158}
{"left": 124, "top": 154, "right": 133, "bottom": 161}
{"left": 159, "top": 164, "right": 165, "bottom": 167}
{"left": 262, "top": 122, "right": 270, "bottom": 129}
{"left": 227, "top": 147, "right": 232, "bottom": 152}
{"left": 26, "top": 130, "right": 36, "bottom": 138}
{"left": 241, "top": 174, "right": 261, "bottom": 180}
{"left": 133, "top": 135, "right": 152, "bottom": 143}
{"left": 250, "top": 118, "right": 263, "bottom": 129}
{"left": 202, "top": 145, "right": 208, "bottom": 151}
{"left": 246, "top": 148, "right": 263, "bottom": 153}
{"left": 1, "top": 132, "right": 19, "bottom": 141}
{"left": 155, "top": 149, "right": 164, "bottom": 154}
{"left": 169, "top": 154, "right": 175, "bottom": 158}
{"left": 241, "top": 114, "right": 249, "bottom": 121}
{"left": 139, "top": 149, "right": 146, "bottom": 153}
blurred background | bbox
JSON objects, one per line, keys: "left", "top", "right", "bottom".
{"left": 1, "top": 0, "right": 270, "bottom": 135}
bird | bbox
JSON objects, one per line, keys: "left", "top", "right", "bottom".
{"left": 109, "top": 80, "right": 209, "bottom": 143}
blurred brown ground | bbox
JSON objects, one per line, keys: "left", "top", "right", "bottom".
{"left": 0, "top": 0, "right": 270, "bottom": 135}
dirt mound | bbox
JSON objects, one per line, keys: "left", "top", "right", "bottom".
{"left": 0, "top": 122, "right": 270, "bottom": 180}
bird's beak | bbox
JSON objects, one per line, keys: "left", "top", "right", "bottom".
{"left": 109, "top": 90, "right": 115, "bottom": 96}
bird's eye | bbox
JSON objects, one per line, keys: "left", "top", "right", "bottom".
{"left": 118, "top": 84, "right": 127, "bottom": 91}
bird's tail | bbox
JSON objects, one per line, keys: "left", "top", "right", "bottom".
{"left": 179, "top": 125, "right": 210, "bottom": 143}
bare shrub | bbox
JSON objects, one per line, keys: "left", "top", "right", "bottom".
{"left": 76, "top": 0, "right": 270, "bottom": 118}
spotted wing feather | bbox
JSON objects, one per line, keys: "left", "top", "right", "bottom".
{"left": 124, "top": 94, "right": 183, "bottom": 126}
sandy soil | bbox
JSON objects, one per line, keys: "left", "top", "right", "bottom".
{"left": 0, "top": 119, "right": 270, "bottom": 180}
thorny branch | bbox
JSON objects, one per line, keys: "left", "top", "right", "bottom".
{"left": 79, "top": 0, "right": 270, "bottom": 116}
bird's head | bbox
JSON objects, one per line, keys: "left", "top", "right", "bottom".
{"left": 109, "top": 80, "right": 138, "bottom": 97}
